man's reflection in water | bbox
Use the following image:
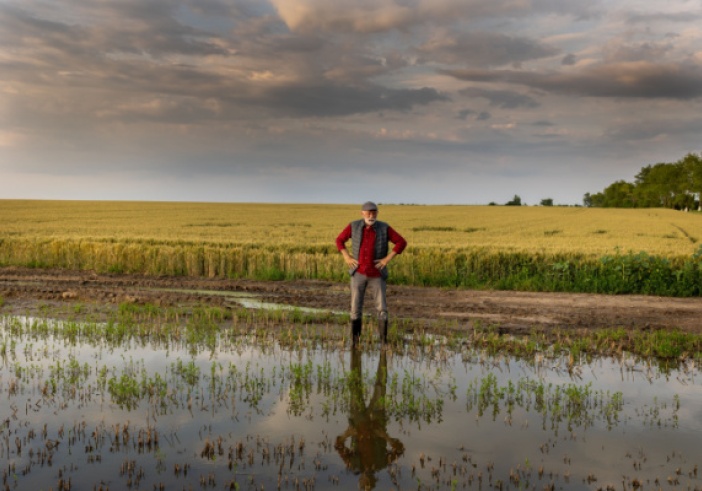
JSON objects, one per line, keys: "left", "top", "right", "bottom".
{"left": 335, "top": 350, "right": 404, "bottom": 489}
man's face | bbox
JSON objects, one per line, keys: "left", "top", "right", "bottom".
{"left": 362, "top": 209, "right": 378, "bottom": 226}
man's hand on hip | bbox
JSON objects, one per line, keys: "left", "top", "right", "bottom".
{"left": 341, "top": 250, "right": 358, "bottom": 268}
{"left": 374, "top": 252, "right": 396, "bottom": 270}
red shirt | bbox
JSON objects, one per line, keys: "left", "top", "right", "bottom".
{"left": 336, "top": 223, "right": 407, "bottom": 278}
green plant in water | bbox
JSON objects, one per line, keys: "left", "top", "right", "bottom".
{"left": 108, "top": 373, "right": 142, "bottom": 410}
{"left": 173, "top": 359, "right": 200, "bottom": 385}
{"left": 287, "top": 360, "right": 314, "bottom": 416}
{"left": 467, "top": 375, "right": 625, "bottom": 431}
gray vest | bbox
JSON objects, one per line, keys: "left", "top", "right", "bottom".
{"left": 351, "top": 219, "right": 389, "bottom": 261}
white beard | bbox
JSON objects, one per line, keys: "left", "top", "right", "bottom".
{"left": 364, "top": 217, "right": 376, "bottom": 226}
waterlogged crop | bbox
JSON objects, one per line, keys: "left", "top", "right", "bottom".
{"left": 466, "top": 374, "right": 626, "bottom": 431}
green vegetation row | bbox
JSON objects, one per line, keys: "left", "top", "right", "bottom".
{"left": 2, "top": 237, "right": 702, "bottom": 296}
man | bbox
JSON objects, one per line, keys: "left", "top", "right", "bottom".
{"left": 336, "top": 201, "right": 407, "bottom": 347}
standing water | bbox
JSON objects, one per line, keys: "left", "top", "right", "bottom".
{"left": 1, "top": 314, "right": 700, "bottom": 490}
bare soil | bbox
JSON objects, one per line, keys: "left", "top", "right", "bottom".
{"left": 1, "top": 266, "right": 700, "bottom": 333}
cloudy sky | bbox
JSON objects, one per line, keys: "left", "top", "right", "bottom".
{"left": 2, "top": 0, "right": 702, "bottom": 205}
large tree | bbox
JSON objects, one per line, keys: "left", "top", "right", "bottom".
{"left": 585, "top": 153, "right": 702, "bottom": 209}
{"left": 682, "top": 153, "right": 702, "bottom": 210}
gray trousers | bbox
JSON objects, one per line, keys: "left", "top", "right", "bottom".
{"left": 350, "top": 273, "right": 387, "bottom": 321}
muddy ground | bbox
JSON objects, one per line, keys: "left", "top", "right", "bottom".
{"left": 0, "top": 266, "right": 700, "bottom": 333}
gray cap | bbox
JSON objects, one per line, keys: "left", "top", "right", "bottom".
{"left": 361, "top": 201, "right": 378, "bottom": 211}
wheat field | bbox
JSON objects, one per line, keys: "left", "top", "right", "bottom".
{"left": 1, "top": 200, "right": 700, "bottom": 255}
{"left": 1, "top": 200, "right": 701, "bottom": 294}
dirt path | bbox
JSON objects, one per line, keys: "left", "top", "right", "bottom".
{"left": 1, "top": 267, "right": 700, "bottom": 333}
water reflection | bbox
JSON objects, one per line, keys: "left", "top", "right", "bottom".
{"left": 335, "top": 350, "right": 404, "bottom": 489}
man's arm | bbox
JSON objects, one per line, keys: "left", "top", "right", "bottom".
{"left": 336, "top": 224, "right": 358, "bottom": 269}
{"left": 374, "top": 226, "right": 406, "bottom": 270}
{"left": 388, "top": 226, "right": 407, "bottom": 254}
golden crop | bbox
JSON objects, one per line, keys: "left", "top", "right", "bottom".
{"left": 2, "top": 200, "right": 702, "bottom": 295}
{"left": 1, "top": 200, "right": 700, "bottom": 257}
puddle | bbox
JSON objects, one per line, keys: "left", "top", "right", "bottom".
{"left": 154, "top": 287, "right": 342, "bottom": 314}
{"left": 1, "top": 315, "right": 701, "bottom": 490}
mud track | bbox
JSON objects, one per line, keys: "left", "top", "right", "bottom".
{"left": 1, "top": 267, "right": 700, "bottom": 334}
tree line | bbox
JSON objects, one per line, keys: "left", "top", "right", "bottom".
{"left": 584, "top": 153, "right": 702, "bottom": 209}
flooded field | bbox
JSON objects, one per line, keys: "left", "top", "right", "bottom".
{"left": 1, "top": 311, "right": 701, "bottom": 491}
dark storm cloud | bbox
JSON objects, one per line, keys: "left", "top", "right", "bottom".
{"left": 459, "top": 87, "right": 539, "bottom": 108}
{"left": 273, "top": 34, "right": 326, "bottom": 53}
{"left": 416, "top": 31, "right": 559, "bottom": 68}
{"left": 260, "top": 85, "right": 449, "bottom": 117}
{"left": 442, "top": 62, "right": 702, "bottom": 99}
{"left": 604, "top": 117, "right": 702, "bottom": 142}
{"left": 626, "top": 11, "right": 702, "bottom": 24}
{"left": 0, "top": 4, "right": 92, "bottom": 58}
{"left": 562, "top": 54, "right": 577, "bottom": 66}
{"left": 601, "top": 40, "right": 674, "bottom": 64}
{"left": 531, "top": 0, "right": 603, "bottom": 20}
{"left": 0, "top": 2, "right": 230, "bottom": 59}
{"left": 0, "top": 3, "right": 70, "bottom": 37}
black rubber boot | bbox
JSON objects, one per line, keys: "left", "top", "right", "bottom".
{"left": 351, "top": 318, "right": 362, "bottom": 348}
{"left": 378, "top": 318, "right": 388, "bottom": 344}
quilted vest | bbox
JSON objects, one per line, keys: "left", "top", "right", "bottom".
{"left": 351, "top": 219, "right": 389, "bottom": 261}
